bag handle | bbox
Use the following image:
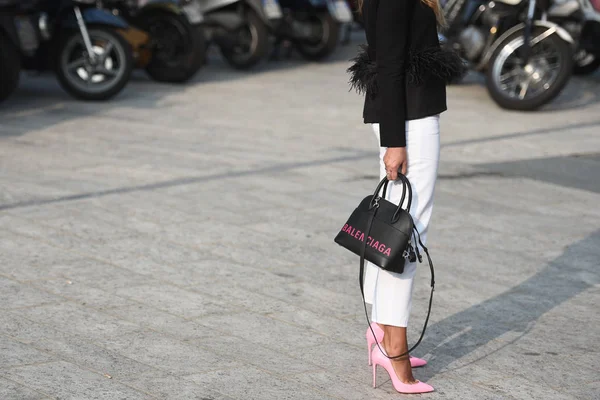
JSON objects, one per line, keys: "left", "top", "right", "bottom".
{"left": 373, "top": 176, "right": 412, "bottom": 219}
{"left": 392, "top": 174, "right": 413, "bottom": 223}
{"left": 359, "top": 176, "right": 434, "bottom": 361}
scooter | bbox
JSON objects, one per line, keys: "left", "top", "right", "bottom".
{"left": 195, "top": 0, "right": 271, "bottom": 69}
{"left": 268, "top": 0, "right": 353, "bottom": 60}
{"left": 14, "top": 0, "right": 135, "bottom": 101}
{"left": 101, "top": 0, "right": 207, "bottom": 82}
{"left": 548, "top": 0, "right": 600, "bottom": 75}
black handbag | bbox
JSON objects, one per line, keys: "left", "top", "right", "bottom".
{"left": 334, "top": 174, "right": 435, "bottom": 359}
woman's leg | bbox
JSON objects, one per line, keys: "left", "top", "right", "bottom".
{"left": 370, "top": 117, "right": 440, "bottom": 382}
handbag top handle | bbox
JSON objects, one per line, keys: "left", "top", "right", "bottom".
{"left": 372, "top": 175, "right": 413, "bottom": 223}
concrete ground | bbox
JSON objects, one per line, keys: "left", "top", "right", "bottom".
{"left": 0, "top": 35, "right": 599, "bottom": 400}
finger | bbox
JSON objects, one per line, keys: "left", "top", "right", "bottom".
{"left": 389, "top": 169, "right": 398, "bottom": 181}
{"left": 401, "top": 161, "right": 407, "bottom": 175}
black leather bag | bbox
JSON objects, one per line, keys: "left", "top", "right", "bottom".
{"left": 335, "top": 175, "right": 418, "bottom": 273}
{"left": 334, "top": 174, "right": 435, "bottom": 359}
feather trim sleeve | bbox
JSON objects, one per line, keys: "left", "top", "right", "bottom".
{"left": 347, "top": 45, "right": 467, "bottom": 93}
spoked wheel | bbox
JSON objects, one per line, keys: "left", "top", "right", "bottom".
{"left": 220, "top": 10, "right": 268, "bottom": 70}
{"left": 295, "top": 12, "right": 340, "bottom": 61}
{"left": 486, "top": 27, "right": 573, "bottom": 111}
{"left": 55, "top": 27, "right": 133, "bottom": 101}
{"left": 142, "top": 12, "right": 206, "bottom": 83}
{"left": 573, "top": 49, "right": 600, "bottom": 76}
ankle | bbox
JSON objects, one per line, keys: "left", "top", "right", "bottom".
{"left": 385, "top": 346, "right": 409, "bottom": 360}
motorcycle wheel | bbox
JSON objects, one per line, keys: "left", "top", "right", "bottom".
{"left": 55, "top": 27, "right": 133, "bottom": 101}
{"left": 573, "top": 50, "right": 600, "bottom": 76}
{"left": 142, "top": 12, "right": 206, "bottom": 83}
{"left": 0, "top": 33, "right": 21, "bottom": 103}
{"left": 220, "top": 10, "right": 268, "bottom": 70}
{"left": 486, "top": 27, "right": 573, "bottom": 111}
{"left": 295, "top": 12, "right": 340, "bottom": 61}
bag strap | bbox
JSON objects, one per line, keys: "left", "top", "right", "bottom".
{"left": 359, "top": 196, "right": 435, "bottom": 361}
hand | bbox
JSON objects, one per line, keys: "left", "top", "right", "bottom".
{"left": 383, "top": 147, "right": 407, "bottom": 180}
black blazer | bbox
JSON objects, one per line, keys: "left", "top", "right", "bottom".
{"left": 348, "top": 0, "right": 464, "bottom": 147}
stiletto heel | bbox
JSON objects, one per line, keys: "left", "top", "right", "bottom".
{"left": 365, "top": 322, "right": 428, "bottom": 368}
{"left": 371, "top": 346, "right": 434, "bottom": 394}
{"left": 372, "top": 363, "right": 377, "bottom": 388}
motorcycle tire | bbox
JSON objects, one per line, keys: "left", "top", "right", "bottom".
{"left": 0, "top": 33, "right": 21, "bottom": 103}
{"left": 573, "top": 52, "right": 600, "bottom": 76}
{"left": 55, "top": 27, "right": 133, "bottom": 101}
{"left": 295, "top": 12, "right": 340, "bottom": 61}
{"left": 142, "top": 12, "right": 206, "bottom": 83}
{"left": 220, "top": 10, "right": 268, "bottom": 70}
{"left": 485, "top": 28, "right": 573, "bottom": 111}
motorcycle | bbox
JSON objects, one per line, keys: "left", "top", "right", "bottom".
{"left": 0, "top": 1, "right": 37, "bottom": 103}
{"left": 441, "top": 0, "right": 575, "bottom": 110}
{"left": 195, "top": 0, "right": 271, "bottom": 69}
{"left": 8, "top": 0, "right": 135, "bottom": 101}
{"left": 267, "top": 0, "right": 353, "bottom": 60}
{"left": 548, "top": 0, "right": 600, "bottom": 75}
{"left": 101, "top": 0, "right": 207, "bottom": 82}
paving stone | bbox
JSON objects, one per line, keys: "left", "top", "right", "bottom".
{"left": 104, "top": 303, "right": 214, "bottom": 341}
{"left": 0, "top": 235, "right": 84, "bottom": 282}
{"left": 114, "top": 284, "right": 237, "bottom": 319}
{"left": 286, "top": 341, "right": 369, "bottom": 383}
{"left": 123, "top": 371, "right": 234, "bottom": 400}
{"left": 184, "top": 366, "right": 337, "bottom": 400}
{"left": 198, "top": 312, "right": 333, "bottom": 354}
{"left": 0, "top": 335, "right": 55, "bottom": 368}
{"left": 0, "top": 312, "right": 156, "bottom": 380}
{"left": 254, "top": 281, "right": 364, "bottom": 318}
{"left": 0, "top": 376, "right": 51, "bottom": 400}
{"left": 192, "top": 283, "right": 300, "bottom": 315}
{"left": 267, "top": 307, "right": 367, "bottom": 347}
{"left": 286, "top": 369, "right": 403, "bottom": 400}
{"left": 2, "top": 361, "right": 152, "bottom": 400}
{"left": 208, "top": 242, "right": 297, "bottom": 270}
{"left": 103, "top": 330, "right": 243, "bottom": 375}
{"left": 17, "top": 302, "right": 140, "bottom": 343}
{"left": 27, "top": 278, "right": 134, "bottom": 309}
{"left": 190, "top": 334, "right": 318, "bottom": 376}
{"left": 39, "top": 257, "right": 161, "bottom": 292}
{"left": 0, "top": 277, "right": 61, "bottom": 310}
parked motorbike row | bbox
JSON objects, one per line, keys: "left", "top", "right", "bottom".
{"left": 0, "top": 0, "right": 354, "bottom": 103}
{"left": 441, "top": 0, "right": 600, "bottom": 110}
{"left": 2, "top": 0, "right": 599, "bottom": 109}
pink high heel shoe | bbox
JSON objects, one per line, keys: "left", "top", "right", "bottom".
{"left": 366, "top": 323, "right": 427, "bottom": 368}
{"left": 371, "top": 345, "right": 434, "bottom": 394}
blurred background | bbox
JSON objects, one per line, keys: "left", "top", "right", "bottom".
{"left": 0, "top": 0, "right": 598, "bottom": 106}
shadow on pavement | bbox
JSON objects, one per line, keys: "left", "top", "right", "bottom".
{"left": 448, "top": 67, "right": 600, "bottom": 111}
{"left": 479, "top": 153, "right": 600, "bottom": 194}
{"left": 0, "top": 31, "right": 364, "bottom": 137}
{"left": 417, "top": 229, "right": 600, "bottom": 379}
{"left": 442, "top": 120, "right": 600, "bottom": 148}
{"left": 0, "top": 69, "right": 185, "bottom": 138}
{"left": 542, "top": 74, "right": 600, "bottom": 111}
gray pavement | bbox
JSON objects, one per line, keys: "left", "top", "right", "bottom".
{"left": 0, "top": 38, "right": 599, "bottom": 400}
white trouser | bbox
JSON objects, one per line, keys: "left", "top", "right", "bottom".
{"left": 363, "top": 116, "right": 440, "bottom": 327}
